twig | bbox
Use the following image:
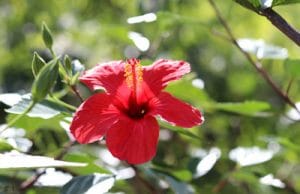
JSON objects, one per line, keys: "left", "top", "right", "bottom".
{"left": 207, "top": 0, "right": 300, "bottom": 114}
{"left": 71, "top": 85, "right": 84, "bottom": 103}
{"left": 19, "top": 141, "right": 75, "bottom": 191}
{"left": 213, "top": 179, "right": 229, "bottom": 193}
{"left": 259, "top": 8, "right": 300, "bottom": 47}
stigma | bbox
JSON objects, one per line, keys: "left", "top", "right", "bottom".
{"left": 124, "top": 58, "right": 143, "bottom": 89}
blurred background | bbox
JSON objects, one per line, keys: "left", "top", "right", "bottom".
{"left": 1, "top": 0, "right": 300, "bottom": 193}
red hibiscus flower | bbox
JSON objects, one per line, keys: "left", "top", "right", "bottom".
{"left": 70, "top": 58, "right": 204, "bottom": 164}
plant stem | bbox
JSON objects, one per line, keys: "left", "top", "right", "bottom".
{"left": 49, "top": 93, "right": 77, "bottom": 111}
{"left": 71, "top": 85, "right": 84, "bottom": 103}
{"left": 207, "top": 0, "right": 300, "bottom": 114}
{"left": 0, "top": 101, "right": 36, "bottom": 135}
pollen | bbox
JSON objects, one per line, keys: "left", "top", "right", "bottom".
{"left": 124, "top": 58, "right": 143, "bottom": 89}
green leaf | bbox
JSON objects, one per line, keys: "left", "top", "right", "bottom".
{"left": 31, "top": 59, "right": 59, "bottom": 102}
{"left": 231, "top": 170, "right": 258, "bottom": 184}
{"left": 6, "top": 97, "right": 69, "bottom": 119}
{"left": 0, "top": 139, "right": 14, "bottom": 152}
{"left": 213, "top": 101, "right": 271, "bottom": 116}
{"left": 0, "top": 153, "right": 86, "bottom": 169}
{"left": 166, "top": 74, "right": 211, "bottom": 106}
{"left": 272, "top": 0, "right": 300, "bottom": 6}
{"left": 42, "top": 22, "right": 53, "bottom": 49}
{"left": 63, "top": 153, "right": 111, "bottom": 175}
{"left": 60, "top": 173, "right": 115, "bottom": 194}
{"left": 64, "top": 55, "right": 72, "bottom": 76}
{"left": 159, "top": 121, "right": 201, "bottom": 140}
{"left": 277, "top": 138, "right": 300, "bottom": 152}
{"left": 5, "top": 114, "right": 64, "bottom": 132}
{"left": 31, "top": 52, "right": 46, "bottom": 77}
{"left": 284, "top": 59, "right": 300, "bottom": 77}
{"left": 152, "top": 167, "right": 193, "bottom": 182}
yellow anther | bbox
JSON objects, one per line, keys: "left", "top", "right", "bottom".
{"left": 124, "top": 59, "right": 143, "bottom": 89}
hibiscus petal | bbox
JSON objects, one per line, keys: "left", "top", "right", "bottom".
{"left": 106, "top": 116, "right": 159, "bottom": 164}
{"left": 70, "top": 93, "right": 120, "bottom": 144}
{"left": 149, "top": 92, "right": 204, "bottom": 128}
{"left": 143, "top": 59, "right": 190, "bottom": 94}
{"left": 80, "top": 61, "right": 125, "bottom": 94}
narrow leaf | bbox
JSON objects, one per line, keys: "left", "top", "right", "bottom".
{"left": 0, "top": 152, "right": 86, "bottom": 169}
{"left": 42, "top": 22, "right": 53, "bottom": 49}
{"left": 32, "top": 52, "right": 46, "bottom": 77}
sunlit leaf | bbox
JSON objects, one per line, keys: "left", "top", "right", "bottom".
{"left": 237, "top": 38, "right": 288, "bottom": 59}
{"left": 6, "top": 114, "right": 64, "bottom": 132}
{"left": 0, "top": 152, "right": 86, "bottom": 169}
{"left": 259, "top": 174, "right": 286, "bottom": 188}
{"left": 0, "top": 125, "right": 33, "bottom": 152}
{"left": 36, "top": 168, "right": 73, "bottom": 187}
{"left": 229, "top": 146, "right": 275, "bottom": 167}
{"left": 0, "top": 93, "right": 22, "bottom": 107}
{"left": 60, "top": 173, "right": 115, "bottom": 194}
{"left": 6, "top": 97, "right": 70, "bottom": 119}
{"left": 194, "top": 147, "right": 221, "bottom": 178}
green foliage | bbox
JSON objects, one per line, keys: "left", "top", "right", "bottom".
{"left": 284, "top": 59, "right": 300, "bottom": 77}
{"left": 0, "top": 0, "right": 300, "bottom": 193}
{"left": 213, "top": 101, "right": 271, "bottom": 116}
{"left": 272, "top": 0, "right": 300, "bottom": 6}
{"left": 0, "top": 139, "right": 14, "bottom": 152}
{"left": 41, "top": 22, "right": 53, "bottom": 50}
{"left": 31, "top": 52, "right": 46, "bottom": 78}
{"left": 31, "top": 59, "right": 59, "bottom": 102}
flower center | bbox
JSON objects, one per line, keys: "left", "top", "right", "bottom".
{"left": 127, "top": 99, "right": 149, "bottom": 119}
